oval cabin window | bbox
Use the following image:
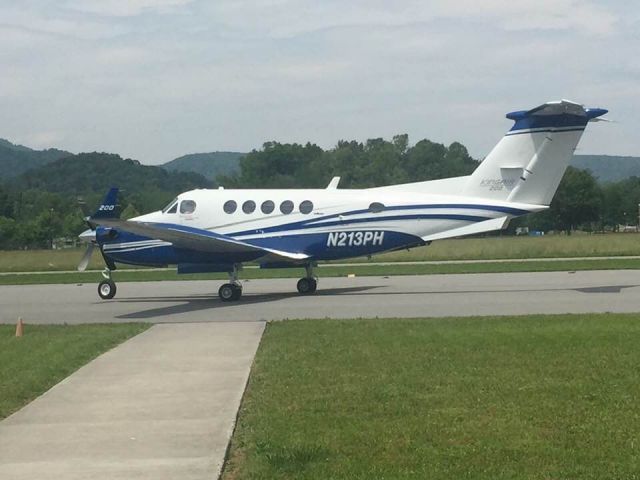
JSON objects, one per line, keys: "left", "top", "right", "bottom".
{"left": 261, "top": 200, "right": 275, "bottom": 214}
{"left": 223, "top": 200, "right": 237, "bottom": 214}
{"left": 280, "top": 200, "right": 294, "bottom": 214}
{"left": 299, "top": 200, "right": 313, "bottom": 214}
{"left": 242, "top": 200, "right": 256, "bottom": 214}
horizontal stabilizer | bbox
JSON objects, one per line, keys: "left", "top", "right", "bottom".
{"left": 464, "top": 100, "right": 607, "bottom": 206}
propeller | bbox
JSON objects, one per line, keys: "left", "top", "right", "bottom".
{"left": 77, "top": 222, "right": 98, "bottom": 271}
{"left": 76, "top": 189, "right": 122, "bottom": 272}
{"left": 77, "top": 241, "right": 95, "bottom": 272}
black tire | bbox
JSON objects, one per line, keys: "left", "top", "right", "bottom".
{"left": 219, "top": 283, "right": 236, "bottom": 302}
{"left": 98, "top": 280, "right": 117, "bottom": 300}
{"left": 297, "top": 277, "right": 317, "bottom": 294}
{"left": 231, "top": 284, "right": 243, "bottom": 301}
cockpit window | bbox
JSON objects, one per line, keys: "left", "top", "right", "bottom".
{"left": 166, "top": 203, "right": 177, "bottom": 214}
{"left": 162, "top": 197, "right": 178, "bottom": 213}
{"left": 180, "top": 200, "right": 196, "bottom": 214}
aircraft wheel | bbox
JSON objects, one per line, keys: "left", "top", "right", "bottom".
{"left": 231, "top": 284, "right": 243, "bottom": 301}
{"left": 296, "top": 277, "right": 317, "bottom": 294}
{"left": 219, "top": 283, "right": 241, "bottom": 302}
{"left": 98, "top": 280, "right": 117, "bottom": 300}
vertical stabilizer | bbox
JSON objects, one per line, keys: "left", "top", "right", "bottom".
{"left": 463, "top": 100, "right": 607, "bottom": 205}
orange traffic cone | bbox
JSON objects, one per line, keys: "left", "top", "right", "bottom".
{"left": 15, "top": 317, "right": 23, "bottom": 337}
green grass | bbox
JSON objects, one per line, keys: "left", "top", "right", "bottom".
{"left": 0, "top": 323, "right": 149, "bottom": 419}
{"left": 2, "top": 233, "right": 640, "bottom": 273}
{"left": 348, "top": 232, "right": 640, "bottom": 263}
{"left": 2, "top": 258, "right": 640, "bottom": 285}
{"left": 223, "top": 315, "right": 640, "bottom": 480}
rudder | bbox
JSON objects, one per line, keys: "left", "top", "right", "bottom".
{"left": 463, "top": 100, "right": 607, "bottom": 205}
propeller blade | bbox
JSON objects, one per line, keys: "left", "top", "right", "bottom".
{"left": 77, "top": 243, "right": 95, "bottom": 272}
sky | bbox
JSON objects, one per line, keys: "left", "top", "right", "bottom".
{"left": 0, "top": 0, "right": 638, "bottom": 164}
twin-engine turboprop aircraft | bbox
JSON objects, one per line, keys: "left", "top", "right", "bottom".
{"left": 78, "top": 100, "right": 607, "bottom": 301}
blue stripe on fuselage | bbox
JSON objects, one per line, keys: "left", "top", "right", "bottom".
{"left": 228, "top": 203, "right": 526, "bottom": 236}
{"left": 235, "top": 213, "right": 491, "bottom": 238}
{"left": 101, "top": 229, "right": 425, "bottom": 265}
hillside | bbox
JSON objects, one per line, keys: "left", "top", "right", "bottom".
{"left": 0, "top": 138, "right": 71, "bottom": 179}
{"left": 162, "top": 151, "right": 243, "bottom": 181}
{"left": 571, "top": 155, "right": 640, "bottom": 183}
{"left": 8, "top": 152, "right": 214, "bottom": 215}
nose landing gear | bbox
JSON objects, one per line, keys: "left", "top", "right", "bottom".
{"left": 97, "top": 269, "right": 117, "bottom": 300}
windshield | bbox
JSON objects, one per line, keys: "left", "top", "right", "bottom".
{"left": 162, "top": 197, "right": 178, "bottom": 213}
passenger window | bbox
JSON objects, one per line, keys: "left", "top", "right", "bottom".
{"left": 167, "top": 203, "right": 177, "bottom": 214}
{"left": 242, "top": 200, "right": 256, "bottom": 214}
{"left": 261, "top": 200, "right": 275, "bottom": 214}
{"left": 180, "top": 200, "right": 196, "bottom": 214}
{"left": 223, "top": 200, "right": 237, "bottom": 214}
{"left": 299, "top": 200, "right": 313, "bottom": 214}
{"left": 280, "top": 200, "right": 294, "bottom": 214}
{"left": 369, "top": 202, "right": 385, "bottom": 213}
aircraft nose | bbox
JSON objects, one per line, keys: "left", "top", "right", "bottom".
{"left": 78, "top": 228, "right": 96, "bottom": 243}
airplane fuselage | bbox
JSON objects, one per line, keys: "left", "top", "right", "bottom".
{"left": 99, "top": 188, "right": 533, "bottom": 268}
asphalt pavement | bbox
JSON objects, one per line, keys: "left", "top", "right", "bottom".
{"left": 2, "top": 270, "right": 640, "bottom": 324}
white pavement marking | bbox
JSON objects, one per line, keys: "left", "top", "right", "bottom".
{"left": 0, "top": 322, "right": 265, "bottom": 480}
{"left": 2, "top": 270, "right": 640, "bottom": 324}
{"left": 2, "top": 255, "right": 640, "bottom": 275}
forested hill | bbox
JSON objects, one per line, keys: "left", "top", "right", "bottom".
{"left": 571, "top": 155, "right": 640, "bottom": 183}
{"left": 8, "top": 152, "right": 213, "bottom": 218}
{"left": 13, "top": 152, "right": 212, "bottom": 195}
{"left": 0, "top": 152, "right": 214, "bottom": 249}
{"left": 0, "top": 138, "right": 71, "bottom": 179}
{"left": 219, "top": 136, "right": 479, "bottom": 188}
{"left": 162, "top": 152, "right": 243, "bottom": 180}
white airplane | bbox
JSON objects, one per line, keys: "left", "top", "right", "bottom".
{"left": 78, "top": 100, "right": 607, "bottom": 301}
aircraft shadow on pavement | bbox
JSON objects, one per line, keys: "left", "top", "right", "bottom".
{"left": 114, "top": 285, "right": 380, "bottom": 320}
{"left": 113, "top": 283, "right": 640, "bottom": 320}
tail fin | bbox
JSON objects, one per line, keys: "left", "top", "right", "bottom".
{"left": 91, "top": 187, "right": 120, "bottom": 219}
{"left": 464, "top": 100, "right": 607, "bottom": 205}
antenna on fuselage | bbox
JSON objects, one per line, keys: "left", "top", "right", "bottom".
{"left": 326, "top": 177, "right": 341, "bottom": 190}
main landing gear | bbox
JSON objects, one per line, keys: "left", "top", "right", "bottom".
{"left": 218, "top": 265, "right": 243, "bottom": 302}
{"left": 296, "top": 264, "right": 318, "bottom": 295}
{"left": 217, "top": 263, "right": 319, "bottom": 301}
{"left": 98, "top": 268, "right": 117, "bottom": 300}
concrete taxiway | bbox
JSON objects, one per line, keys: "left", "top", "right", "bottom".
{"left": 0, "top": 322, "right": 264, "bottom": 480}
{"left": 2, "top": 270, "right": 640, "bottom": 324}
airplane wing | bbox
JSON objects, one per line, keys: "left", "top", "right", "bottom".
{"left": 94, "top": 218, "right": 309, "bottom": 263}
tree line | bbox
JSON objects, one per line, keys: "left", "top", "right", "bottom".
{"left": 0, "top": 137, "right": 638, "bottom": 249}
{"left": 0, "top": 153, "right": 211, "bottom": 249}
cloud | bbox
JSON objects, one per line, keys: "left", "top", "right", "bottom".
{"left": 0, "top": 0, "right": 636, "bottom": 163}
{"left": 61, "top": 0, "right": 195, "bottom": 17}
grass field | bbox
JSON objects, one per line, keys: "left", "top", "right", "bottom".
{"left": 2, "top": 257, "right": 640, "bottom": 286}
{"left": 2, "top": 233, "right": 640, "bottom": 273}
{"left": 367, "top": 232, "right": 640, "bottom": 263}
{"left": 223, "top": 315, "right": 640, "bottom": 480}
{"left": 0, "top": 323, "right": 149, "bottom": 420}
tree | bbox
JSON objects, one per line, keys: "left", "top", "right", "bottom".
{"left": 536, "top": 167, "right": 602, "bottom": 234}
{"left": 121, "top": 204, "right": 140, "bottom": 220}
